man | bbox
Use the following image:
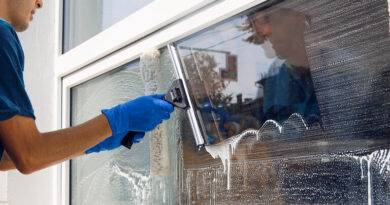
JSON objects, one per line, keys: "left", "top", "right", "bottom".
{"left": 246, "top": 8, "right": 321, "bottom": 125}
{"left": 0, "top": 0, "right": 174, "bottom": 174}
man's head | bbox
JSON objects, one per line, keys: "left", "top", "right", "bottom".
{"left": 245, "top": 8, "right": 310, "bottom": 61}
{"left": 0, "top": 0, "right": 43, "bottom": 32}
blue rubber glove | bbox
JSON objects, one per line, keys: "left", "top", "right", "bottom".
{"left": 102, "top": 94, "right": 174, "bottom": 136}
{"left": 86, "top": 132, "right": 145, "bottom": 154}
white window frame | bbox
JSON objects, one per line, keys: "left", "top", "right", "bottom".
{"left": 56, "top": 0, "right": 218, "bottom": 77}
{"left": 58, "top": 0, "right": 267, "bottom": 204}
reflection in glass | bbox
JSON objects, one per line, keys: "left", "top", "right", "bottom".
{"left": 63, "top": 0, "right": 154, "bottom": 52}
{"left": 246, "top": 8, "right": 321, "bottom": 125}
{"left": 176, "top": 0, "right": 389, "bottom": 147}
{"left": 177, "top": 7, "right": 323, "bottom": 144}
{"left": 176, "top": 0, "right": 390, "bottom": 204}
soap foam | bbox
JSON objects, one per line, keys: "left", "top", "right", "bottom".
{"left": 351, "top": 149, "right": 390, "bottom": 205}
{"left": 205, "top": 113, "right": 309, "bottom": 190}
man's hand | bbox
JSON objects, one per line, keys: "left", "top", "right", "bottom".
{"left": 86, "top": 94, "right": 173, "bottom": 154}
{"left": 102, "top": 94, "right": 174, "bottom": 136}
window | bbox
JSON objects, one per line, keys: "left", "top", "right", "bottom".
{"left": 173, "top": 0, "right": 390, "bottom": 203}
{"left": 69, "top": 50, "right": 183, "bottom": 204}
{"left": 62, "top": 0, "right": 390, "bottom": 204}
{"left": 57, "top": 0, "right": 217, "bottom": 77}
{"left": 70, "top": 61, "right": 148, "bottom": 204}
{"left": 63, "top": 0, "right": 154, "bottom": 52}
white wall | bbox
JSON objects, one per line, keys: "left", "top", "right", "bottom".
{"left": 7, "top": 0, "right": 59, "bottom": 204}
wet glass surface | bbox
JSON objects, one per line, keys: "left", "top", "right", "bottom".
{"left": 70, "top": 51, "right": 184, "bottom": 205}
{"left": 181, "top": 150, "right": 390, "bottom": 204}
{"left": 69, "top": 0, "right": 390, "bottom": 204}
{"left": 176, "top": 0, "right": 390, "bottom": 204}
{"left": 63, "top": 0, "right": 154, "bottom": 52}
{"left": 70, "top": 61, "right": 151, "bottom": 204}
{"left": 176, "top": 0, "right": 390, "bottom": 150}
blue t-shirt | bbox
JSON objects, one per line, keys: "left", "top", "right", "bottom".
{"left": 262, "top": 63, "right": 321, "bottom": 125}
{"left": 0, "top": 19, "right": 35, "bottom": 156}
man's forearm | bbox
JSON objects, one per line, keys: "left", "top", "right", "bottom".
{"left": 34, "top": 115, "right": 112, "bottom": 170}
{"left": 0, "top": 114, "right": 112, "bottom": 174}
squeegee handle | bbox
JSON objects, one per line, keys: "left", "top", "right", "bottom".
{"left": 121, "top": 131, "right": 136, "bottom": 150}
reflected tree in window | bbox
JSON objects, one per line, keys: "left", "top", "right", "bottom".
{"left": 183, "top": 51, "right": 232, "bottom": 108}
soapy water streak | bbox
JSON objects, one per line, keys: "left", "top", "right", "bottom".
{"left": 73, "top": 161, "right": 152, "bottom": 204}
{"left": 205, "top": 113, "right": 309, "bottom": 190}
{"left": 112, "top": 163, "right": 151, "bottom": 203}
{"left": 206, "top": 112, "right": 390, "bottom": 204}
{"left": 140, "top": 50, "right": 160, "bottom": 95}
{"left": 388, "top": 0, "right": 390, "bottom": 33}
{"left": 351, "top": 149, "right": 390, "bottom": 205}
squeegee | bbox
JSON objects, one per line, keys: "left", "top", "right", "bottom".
{"left": 119, "top": 45, "right": 209, "bottom": 150}
{"left": 121, "top": 78, "right": 191, "bottom": 149}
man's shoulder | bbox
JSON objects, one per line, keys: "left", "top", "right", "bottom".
{"left": 0, "top": 19, "right": 17, "bottom": 41}
{"left": 0, "top": 19, "right": 22, "bottom": 61}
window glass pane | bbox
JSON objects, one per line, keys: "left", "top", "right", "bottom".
{"left": 69, "top": 0, "right": 390, "bottom": 204}
{"left": 70, "top": 51, "right": 183, "bottom": 204}
{"left": 71, "top": 61, "right": 152, "bottom": 204}
{"left": 176, "top": 0, "right": 390, "bottom": 204}
{"left": 63, "top": 0, "right": 154, "bottom": 53}
{"left": 176, "top": 0, "right": 390, "bottom": 150}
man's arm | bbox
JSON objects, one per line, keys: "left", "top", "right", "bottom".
{"left": 0, "top": 114, "right": 111, "bottom": 174}
{"left": 0, "top": 94, "right": 174, "bottom": 174}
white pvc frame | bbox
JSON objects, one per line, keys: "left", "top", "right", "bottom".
{"left": 58, "top": 0, "right": 267, "bottom": 204}
{"left": 56, "top": 0, "right": 218, "bottom": 77}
